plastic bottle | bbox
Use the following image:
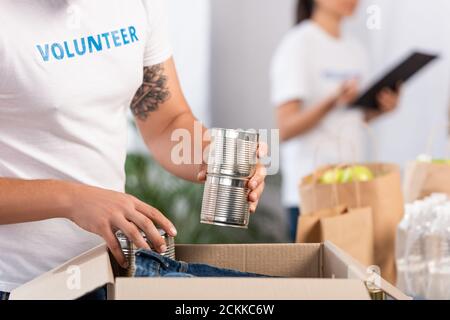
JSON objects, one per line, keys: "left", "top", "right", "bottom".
{"left": 421, "top": 196, "right": 447, "bottom": 263}
{"left": 404, "top": 201, "right": 429, "bottom": 299}
{"left": 403, "top": 202, "right": 420, "bottom": 297}
{"left": 425, "top": 205, "right": 450, "bottom": 299}
{"left": 418, "top": 196, "right": 447, "bottom": 297}
{"left": 396, "top": 204, "right": 413, "bottom": 292}
{"left": 400, "top": 194, "right": 449, "bottom": 298}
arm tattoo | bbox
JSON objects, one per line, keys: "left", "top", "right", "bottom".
{"left": 131, "top": 63, "right": 171, "bottom": 121}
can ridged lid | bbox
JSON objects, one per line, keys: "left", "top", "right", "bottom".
{"left": 115, "top": 228, "right": 168, "bottom": 240}
{"left": 115, "top": 228, "right": 176, "bottom": 277}
{"left": 210, "top": 128, "right": 259, "bottom": 142}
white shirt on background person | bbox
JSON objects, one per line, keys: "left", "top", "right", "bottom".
{"left": 270, "top": 21, "right": 370, "bottom": 208}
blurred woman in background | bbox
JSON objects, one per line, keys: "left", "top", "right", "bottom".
{"left": 271, "top": 0, "right": 401, "bottom": 241}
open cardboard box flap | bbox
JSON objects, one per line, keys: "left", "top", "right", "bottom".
{"left": 10, "top": 244, "right": 115, "bottom": 300}
{"left": 322, "top": 242, "right": 410, "bottom": 300}
{"left": 10, "top": 242, "right": 410, "bottom": 300}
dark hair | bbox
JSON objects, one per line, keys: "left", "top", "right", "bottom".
{"left": 296, "top": 0, "right": 315, "bottom": 24}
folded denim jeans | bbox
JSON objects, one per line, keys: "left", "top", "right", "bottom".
{"left": 0, "top": 291, "right": 9, "bottom": 300}
{"left": 134, "top": 249, "right": 271, "bottom": 278}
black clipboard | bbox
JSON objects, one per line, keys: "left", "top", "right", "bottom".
{"left": 351, "top": 52, "right": 438, "bottom": 110}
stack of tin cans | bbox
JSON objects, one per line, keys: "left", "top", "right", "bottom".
{"left": 201, "top": 128, "right": 259, "bottom": 229}
{"left": 115, "top": 229, "right": 175, "bottom": 277}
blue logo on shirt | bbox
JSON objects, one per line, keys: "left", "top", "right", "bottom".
{"left": 36, "top": 26, "right": 139, "bottom": 62}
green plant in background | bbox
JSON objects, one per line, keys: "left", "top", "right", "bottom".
{"left": 125, "top": 153, "right": 284, "bottom": 244}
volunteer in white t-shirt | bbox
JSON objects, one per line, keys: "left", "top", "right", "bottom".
{"left": 270, "top": 0, "right": 402, "bottom": 241}
{"left": 0, "top": 0, "right": 267, "bottom": 295}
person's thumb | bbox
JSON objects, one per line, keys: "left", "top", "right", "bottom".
{"left": 197, "top": 164, "right": 207, "bottom": 182}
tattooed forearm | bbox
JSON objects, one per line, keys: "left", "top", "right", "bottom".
{"left": 131, "top": 63, "right": 171, "bottom": 121}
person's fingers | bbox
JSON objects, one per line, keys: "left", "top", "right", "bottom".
{"left": 341, "top": 86, "right": 352, "bottom": 97}
{"left": 377, "top": 98, "right": 390, "bottom": 111}
{"left": 383, "top": 88, "right": 397, "bottom": 97}
{"left": 377, "top": 91, "right": 388, "bottom": 102}
{"left": 387, "top": 95, "right": 397, "bottom": 108}
{"left": 345, "top": 79, "right": 359, "bottom": 95}
{"left": 257, "top": 142, "right": 268, "bottom": 158}
{"left": 382, "top": 93, "right": 397, "bottom": 110}
{"left": 197, "top": 169, "right": 207, "bottom": 182}
{"left": 349, "top": 84, "right": 360, "bottom": 96}
{"left": 380, "top": 87, "right": 399, "bottom": 99}
{"left": 126, "top": 210, "right": 167, "bottom": 253}
{"left": 340, "top": 83, "right": 359, "bottom": 104}
{"left": 340, "top": 79, "right": 355, "bottom": 96}
{"left": 341, "top": 80, "right": 351, "bottom": 89}
{"left": 376, "top": 94, "right": 387, "bottom": 110}
{"left": 348, "top": 92, "right": 358, "bottom": 104}
{"left": 102, "top": 228, "right": 128, "bottom": 268}
{"left": 249, "top": 182, "right": 265, "bottom": 203}
{"left": 345, "top": 78, "right": 358, "bottom": 88}
{"left": 116, "top": 217, "right": 150, "bottom": 250}
{"left": 337, "top": 83, "right": 347, "bottom": 96}
{"left": 196, "top": 163, "right": 207, "bottom": 182}
{"left": 335, "top": 81, "right": 350, "bottom": 102}
{"left": 249, "top": 200, "right": 259, "bottom": 214}
{"left": 133, "top": 198, "right": 177, "bottom": 237}
{"left": 377, "top": 90, "right": 397, "bottom": 111}
{"left": 248, "top": 164, "right": 267, "bottom": 190}
{"left": 349, "top": 83, "right": 359, "bottom": 93}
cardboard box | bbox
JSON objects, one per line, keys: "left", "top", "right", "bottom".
{"left": 10, "top": 242, "right": 410, "bottom": 300}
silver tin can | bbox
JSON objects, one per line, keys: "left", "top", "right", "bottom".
{"left": 207, "top": 128, "right": 259, "bottom": 178}
{"left": 200, "top": 174, "right": 250, "bottom": 228}
{"left": 115, "top": 229, "right": 175, "bottom": 277}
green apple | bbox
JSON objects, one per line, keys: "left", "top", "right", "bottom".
{"left": 431, "top": 159, "right": 450, "bottom": 165}
{"left": 352, "top": 165, "right": 374, "bottom": 182}
{"left": 339, "top": 167, "right": 354, "bottom": 183}
{"left": 319, "top": 168, "right": 342, "bottom": 184}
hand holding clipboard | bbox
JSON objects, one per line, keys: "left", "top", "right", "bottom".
{"left": 351, "top": 52, "right": 438, "bottom": 110}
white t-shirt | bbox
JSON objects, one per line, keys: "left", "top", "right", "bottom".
{"left": 270, "top": 21, "right": 369, "bottom": 208}
{"left": 0, "top": 0, "right": 172, "bottom": 292}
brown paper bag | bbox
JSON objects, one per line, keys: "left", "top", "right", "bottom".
{"left": 299, "top": 163, "right": 404, "bottom": 284}
{"left": 296, "top": 206, "right": 346, "bottom": 243}
{"left": 404, "top": 161, "right": 450, "bottom": 202}
{"left": 296, "top": 206, "right": 373, "bottom": 266}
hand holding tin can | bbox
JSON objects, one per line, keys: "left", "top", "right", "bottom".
{"left": 116, "top": 229, "right": 175, "bottom": 277}
{"left": 200, "top": 128, "right": 259, "bottom": 228}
